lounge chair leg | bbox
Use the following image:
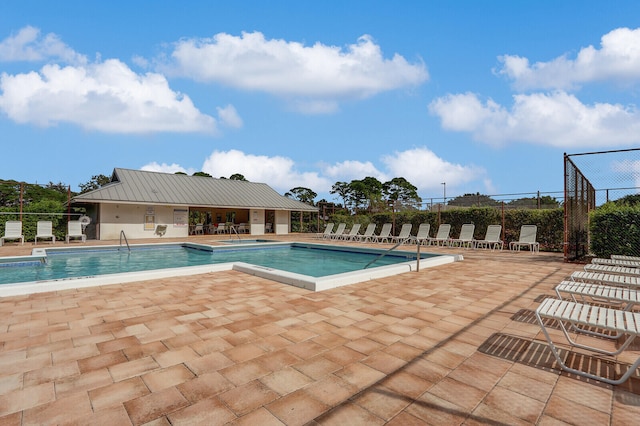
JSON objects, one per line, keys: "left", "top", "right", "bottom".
{"left": 536, "top": 309, "right": 640, "bottom": 385}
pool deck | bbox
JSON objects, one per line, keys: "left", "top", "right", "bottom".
{"left": 0, "top": 234, "right": 639, "bottom": 424}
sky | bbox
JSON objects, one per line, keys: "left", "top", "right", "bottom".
{"left": 1, "top": 1, "right": 640, "bottom": 205}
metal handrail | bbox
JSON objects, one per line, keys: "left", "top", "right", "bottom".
{"left": 119, "top": 230, "right": 130, "bottom": 252}
{"left": 229, "top": 225, "right": 241, "bottom": 241}
{"left": 364, "top": 237, "right": 413, "bottom": 269}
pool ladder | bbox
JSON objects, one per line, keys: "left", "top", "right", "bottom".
{"left": 119, "top": 230, "right": 131, "bottom": 252}
{"left": 229, "top": 225, "right": 241, "bottom": 242}
{"left": 364, "top": 237, "right": 421, "bottom": 271}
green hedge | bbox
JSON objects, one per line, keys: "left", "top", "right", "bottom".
{"left": 329, "top": 207, "right": 564, "bottom": 252}
{"left": 0, "top": 200, "right": 68, "bottom": 242}
{"left": 589, "top": 203, "right": 640, "bottom": 257}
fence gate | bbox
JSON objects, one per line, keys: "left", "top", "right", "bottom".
{"left": 564, "top": 148, "right": 640, "bottom": 262}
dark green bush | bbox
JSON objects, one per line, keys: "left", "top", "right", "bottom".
{"left": 330, "top": 207, "right": 564, "bottom": 252}
{"left": 590, "top": 203, "right": 640, "bottom": 257}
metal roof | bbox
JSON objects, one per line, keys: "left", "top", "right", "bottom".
{"left": 71, "top": 168, "right": 318, "bottom": 212}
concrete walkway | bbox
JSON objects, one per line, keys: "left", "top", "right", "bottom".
{"left": 0, "top": 234, "right": 639, "bottom": 425}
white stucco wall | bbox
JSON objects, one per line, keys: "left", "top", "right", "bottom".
{"left": 274, "top": 210, "right": 290, "bottom": 235}
{"left": 99, "top": 204, "right": 189, "bottom": 240}
{"left": 249, "top": 209, "right": 265, "bottom": 235}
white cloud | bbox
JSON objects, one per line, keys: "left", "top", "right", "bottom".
{"left": 322, "top": 160, "right": 387, "bottom": 182}
{"left": 216, "top": 104, "right": 243, "bottom": 128}
{"left": 190, "top": 147, "right": 488, "bottom": 199}
{"left": 611, "top": 159, "right": 640, "bottom": 189}
{"left": 201, "top": 149, "right": 331, "bottom": 193}
{"left": 381, "top": 147, "right": 486, "bottom": 192}
{"left": 497, "top": 27, "right": 640, "bottom": 90}
{"left": 0, "top": 26, "right": 87, "bottom": 65}
{"left": 0, "top": 59, "right": 217, "bottom": 133}
{"left": 161, "top": 32, "right": 428, "bottom": 113}
{"left": 141, "top": 162, "right": 197, "bottom": 175}
{"left": 429, "top": 91, "right": 640, "bottom": 148}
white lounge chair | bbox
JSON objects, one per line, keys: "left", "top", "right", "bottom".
{"left": 571, "top": 271, "right": 640, "bottom": 288}
{"left": 448, "top": 223, "right": 475, "bottom": 248}
{"left": 338, "top": 223, "right": 361, "bottom": 241}
{"left": 35, "top": 220, "right": 55, "bottom": 244}
{"left": 329, "top": 223, "right": 347, "bottom": 240}
{"left": 66, "top": 221, "right": 86, "bottom": 243}
{"left": 427, "top": 224, "right": 451, "bottom": 246}
{"left": 509, "top": 225, "right": 539, "bottom": 252}
{"left": 584, "top": 264, "right": 640, "bottom": 277}
{"left": 592, "top": 257, "right": 640, "bottom": 268}
{"left": 391, "top": 223, "right": 413, "bottom": 244}
{"left": 555, "top": 280, "right": 640, "bottom": 312}
{"left": 317, "top": 223, "right": 334, "bottom": 239}
{"left": 612, "top": 255, "right": 640, "bottom": 262}
{"left": 371, "top": 223, "right": 392, "bottom": 243}
{"left": 1, "top": 220, "right": 24, "bottom": 246}
{"left": 536, "top": 298, "right": 640, "bottom": 385}
{"left": 474, "top": 225, "right": 503, "bottom": 250}
{"left": 355, "top": 223, "right": 377, "bottom": 243}
{"left": 410, "top": 223, "right": 431, "bottom": 245}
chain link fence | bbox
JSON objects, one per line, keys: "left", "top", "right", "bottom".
{"left": 565, "top": 148, "right": 640, "bottom": 261}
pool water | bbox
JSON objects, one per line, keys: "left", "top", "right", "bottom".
{"left": 0, "top": 244, "right": 424, "bottom": 285}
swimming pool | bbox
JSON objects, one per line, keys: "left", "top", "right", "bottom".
{"left": 0, "top": 242, "right": 462, "bottom": 295}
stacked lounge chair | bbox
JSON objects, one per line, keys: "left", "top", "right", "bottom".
{"left": 535, "top": 254, "right": 640, "bottom": 384}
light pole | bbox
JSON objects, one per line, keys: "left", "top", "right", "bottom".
{"left": 441, "top": 182, "right": 446, "bottom": 205}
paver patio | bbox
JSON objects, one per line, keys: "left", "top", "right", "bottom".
{"left": 1, "top": 234, "right": 639, "bottom": 425}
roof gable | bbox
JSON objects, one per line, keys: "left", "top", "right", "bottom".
{"left": 72, "top": 168, "right": 317, "bottom": 211}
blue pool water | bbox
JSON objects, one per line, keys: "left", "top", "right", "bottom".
{"left": 0, "top": 244, "right": 427, "bottom": 285}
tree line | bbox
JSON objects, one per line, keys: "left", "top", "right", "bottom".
{"left": 0, "top": 173, "right": 561, "bottom": 213}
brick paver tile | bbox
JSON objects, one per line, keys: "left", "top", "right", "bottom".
{"left": 469, "top": 402, "right": 532, "bottom": 426}
{"left": 75, "top": 404, "right": 133, "bottom": 426}
{"left": 351, "top": 384, "right": 413, "bottom": 421}
{"left": 482, "top": 385, "right": 548, "bottom": 423}
{"left": 0, "top": 373, "right": 23, "bottom": 396}
{"left": 266, "top": 389, "right": 329, "bottom": 425}
{"left": 293, "top": 356, "right": 341, "bottom": 380}
{"left": 142, "top": 364, "right": 195, "bottom": 392}
{"left": 0, "top": 382, "right": 55, "bottom": 417}
{"left": 303, "top": 374, "right": 357, "bottom": 406}
{"left": 185, "top": 351, "right": 234, "bottom": 375}
{"left": 218, "top": 380, "right": 279, "bottom": 416}
{"left": 97, "top": 335, "right": 141, "bottom": 353}
{"left": 88, "top": 377, "right": 150, "bottom": 411}
{"left": 23, "top": 360, "right": 80, "bottom": 387}
{"left": 54, "top": 368, "right": 114, "bottom": 399}
{"left": 168, "top": 396, "right": 236, "bottom": 425}
{"left": 177, "top": 371, "right": 234, "bottom": 402}
{"left": 108, "top": 356, "right": 160, "bottom": 382}
{"left": 22, "top": 391, "right": 92, "bottom": 425}
{"left": 380, "top": 370, "right": 433, "bottom": 399}
{"left": 322, "top": 346, "right": 366, "bottom": 366}
{"left": 124, "top": 386, "right": 189, "bottom": 425}
{"left": 78, "top": 350, "right": 128, "bottom": 373}
{"left": 153, "top": 347, "right": 200, "bottom": 368}
{"left": 334, "top": 362, "right": 386, "bottom": 390}
{"left": 314, "top": 400, "right": 385, "bottom": 425}
{"left": 260, "top": 366, "right": 314, "bottom": 395}
{"left": 362, "top": 351, "right": 406, "bottom": 374}
{"left": 123, "top": 341, "right": 168, "bottom": 360}
{"left": 219, "top": 360, "right": 270, "bottom": 386}
{"left": 229, "top": 407, "right": 285, "bottom": 426}
{"left": 224, "top": 342, "right": 268, "bottom": 363}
